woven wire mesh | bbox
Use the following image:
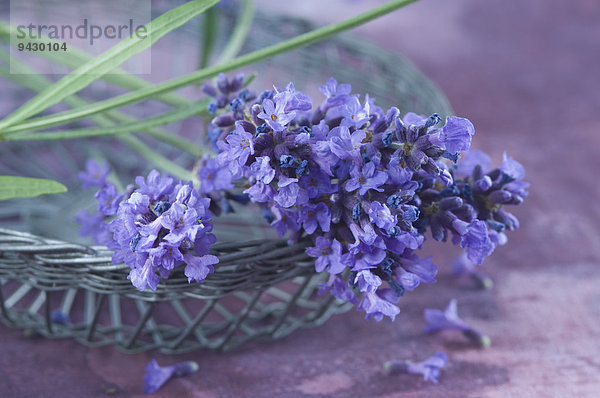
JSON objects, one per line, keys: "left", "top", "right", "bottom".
{"left": 0, "top": 11, "right": 453, "bottom": 353}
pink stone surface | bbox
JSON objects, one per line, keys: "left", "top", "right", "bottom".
{"left": 2, "top": 0, "right": 600, "bottom": 397}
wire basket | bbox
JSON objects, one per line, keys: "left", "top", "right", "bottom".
{"left": 0, "top": 11, "right": 452, "bottom": 353}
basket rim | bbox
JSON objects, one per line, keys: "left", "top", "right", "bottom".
{"left": 0, "top": 227, "right": 317, "bottom": 301}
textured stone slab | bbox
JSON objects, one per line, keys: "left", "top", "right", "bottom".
{"left": 1, "top": 0, "right": 600, "bottom": 396}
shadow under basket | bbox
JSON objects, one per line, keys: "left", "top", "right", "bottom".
{"left": 0, "top": 228, "right": 351, "bottom": 353}
{"left": 0, "top": 11, "right": 453, "bottom": 353}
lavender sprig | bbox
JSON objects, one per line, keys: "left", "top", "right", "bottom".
{"left": 77, "top": 75, "right": 528, "bottom": 312}
{"left": 199, "top": 75, "right": 528, "bottom": 320}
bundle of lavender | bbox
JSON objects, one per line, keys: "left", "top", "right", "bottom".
{"left": 79, "top": 75, "right": 528, "bottom": 321}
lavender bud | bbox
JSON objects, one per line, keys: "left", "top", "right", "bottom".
{"left": 251, "top": 103, "right": 263, "bottom": 122}
{"left": 454, "top": 204, "right": 477, "bottom": 222}
{"left": 207, "top": 100, "right": 218, "bottom": 116}
{"left": 395, "top": 117, "right": 407, "bottom": 142}
{"left": 489, "top": 190, "right": 512, "bottom": 204}
{"left": 212, "top": 115, "right": 235, "bottom": 128}
{"left": 382, "top": 131, "right": 394, "bottom": 147}
{"left": 386, "top": 107, "right": 400, "bottom": 124}
{"left": 352, "top": 203, "right": 362, "bottom": 221}
{"left": 279, "top": 154, "right": 294, "bottom": 168}
{"left": 202, "top": 83, "right": 217, "bottom": 97}
{"left": 234, "top": 121, "right": 253, "bottom": 134}
{"left": 474, "top": 175, "right": 493, "bottom": 192}
{"left": 229, "top": 98, "right": 243, "bottom": 112}
{"left": 438, "top": 196, "right": 463, "bottom": 211}
{"left": 216, "top": 73, "right": 229, "bottom": 94}
{"left": 486, "top": 220, "right": 506, "bottom": 232}
{"left": 173, "top": 361, "right": 200, "bottom": 377}
{"left": 230, "top": 73, "right": 244, "bottom": 92}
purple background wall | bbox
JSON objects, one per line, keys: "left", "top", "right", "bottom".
{"left": 1, "top": 0, "right": 600, "bottom": 396}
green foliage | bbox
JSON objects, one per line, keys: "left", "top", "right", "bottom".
{"left": 0, "top": 0, "right": 221, "bottom": 132}
{"left": 0, "top": 176, "right": 67, "bottom": 201}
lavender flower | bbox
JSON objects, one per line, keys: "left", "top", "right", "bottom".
{"left": 424, "top": 299, "right": 490, "bottom": 347}
{"left": 78, "top": 158, "right": 110, "bottom": 189}
{"left": 257, "top": 98, "right": 296, "bottom": 132}
{"left": 143, "top": 359, "right": 199, "bottom": 394}
{"left": 197, "top": 75, "right": 527, "bottom": 322}
{"left": 368, "top": 201, "right": 397, "bottom": 230}
{"left": 440, "top": 116, "right": 474, "bottom": 154}
{"left": 79, "top": 168, "right": 219, "bottom": 291}
{"left": 299, "top": 202, "right": 331, "bottom": 234}
{"left": 75, "top": 75, "right": 527, "bottom": 321}
{"left": 319, "top": 275, "right": 358, "bottom": 304}
{"left": 197, "top": 157, "right": 233, "bottom": 194}
{"left": 384, "top": 352, "right": 448, "bottom": 384}
{"left": 306, "top": 237, "right": 346, "bottom": 274}
{"left": 460, "top": 220, "right": 494, "bottom": 265}
{"left": 95, "top": 183, "right": 123, "bottom": 216}
{"left": 345, "top": 162, "right": 388, "bottom": 195}
{"left": 319, "top": 77, "right": 351, "bottom": 106}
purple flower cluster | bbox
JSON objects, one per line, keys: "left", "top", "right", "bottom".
{"left": 199, "top": 75, "right": 528, "bottom": 321}
{"left": 77, "top": 165, "right": 218, "bottom": 291}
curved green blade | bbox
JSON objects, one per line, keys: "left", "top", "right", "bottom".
{"left": 0, "top": 176, "right": 67, "bottom": 200}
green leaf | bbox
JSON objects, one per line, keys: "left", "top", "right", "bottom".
{"left": 217, "top": 0, "right": 255, "bottom": 64}
{"left": 0, "top": 176, "right": 67, "bottom": 200}
{"left": 0, "top": 0, "right": 220, "bottom": 132}
{"left": 0, "top": 60, "right": 208, "bottom": 157}
{"left": 3, "top": 99, "right": 211, "bottom": 141}
{"left": 0, "top": 0, "right": 417, "bottom": 131}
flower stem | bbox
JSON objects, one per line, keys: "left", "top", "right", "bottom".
{"left": 0, "top": 0, "right": 419, "bottom": 132}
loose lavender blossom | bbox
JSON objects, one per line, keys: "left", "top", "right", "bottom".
{"left": 424, "top": 299, "right": 490, "bottom": 347}
{"left": 77, "top": 75, "right": 528, "bottom": 320}
{"left": 384, "top": 352, "right": 449, "bottom": 384}
{"left": 204, "top": 75, "right": 528, "bottom": 321}
{"left": 143, "top": 359, "right": 199, "bottom": 394}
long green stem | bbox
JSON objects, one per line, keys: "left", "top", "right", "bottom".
{"left": 0, "top": 50, "right": 207, "bottom": 156}
{"left": 0, "top": 0, "right": 417, "bottom": 136}
{"left": 3, "top": 100, "right": 210, "bottom": 141}
{"left": 217, "top": 0, "right": 255, "bottom": 64}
